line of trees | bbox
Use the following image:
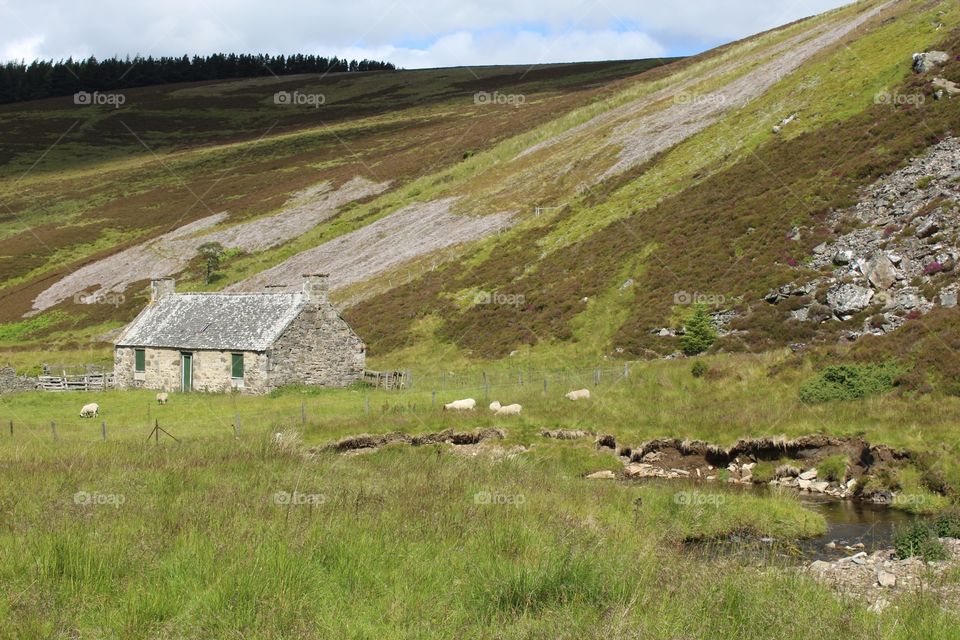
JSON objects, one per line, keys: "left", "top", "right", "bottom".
{"left": 0, "top": 54, "right": 397, "bottom": 104}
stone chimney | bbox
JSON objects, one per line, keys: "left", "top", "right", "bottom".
{"left": 302, "top": 274, "right": 330, "bottom": 305}
{"left": 151, "top": 278, "right": 175, "bottom": 303}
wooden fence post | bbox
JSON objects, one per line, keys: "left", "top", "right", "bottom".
{"left": 101, "top": 421, "right": 106, "bottom": 442}
{"left": 8, "top": 419, "right": 11, "bottom": 436}
{"left": 623, "top": 363, "right": 629, "bottom": 379}
{"left": 431, "top": 390, "right": 436, "bottom": 407}
{"left": 301, "top": 402, "right": 307, "bottom": 425}
{"left": 51, "top": 421, "right": 57, "bottom": 440}
{"left": 594, "top": 368, "right": 601, "bottom": 386}
{"left": 364, "top": 395, "right": 370, "bottom": 415}
{"left": 482, "top": 372, "right": 489, "bottom": 399}
{"left": 234, "top": 414, "right": 240, "bottom": 438}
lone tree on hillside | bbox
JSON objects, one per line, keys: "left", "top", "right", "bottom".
{"left": 198, "top": 242, "right": 226, "bottom": 285}
{"left": 681, "top": 304, "right": 717, "bottom": 356}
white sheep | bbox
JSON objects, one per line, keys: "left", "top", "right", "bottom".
{"left": 565, "top": 388, "right": 591, "bottom": 401}
{"left": 489, "top": 401, "right": 502, "bottom": 412}
{"left": 443, "top": 398, "right": 476, "bottom": 411}
{"left": 156, "top": 392, "right": 168, "bottom": 405}
{"left": 495, "top": 403, "right": 522, "bottom": 416}
{"left": 80, "top": 403, "right": 100, "bottom": 418}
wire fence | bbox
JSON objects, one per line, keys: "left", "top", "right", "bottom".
{"left": 0, "top": 362, "right": 642, "bottom": 443}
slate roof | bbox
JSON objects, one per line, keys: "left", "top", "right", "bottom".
{"left": 116, "top": 292, "right": 308, "bottom": 351}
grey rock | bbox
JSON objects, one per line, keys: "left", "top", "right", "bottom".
{"left": 827, "top": 283, "right": 874, "bottom": 316}
{"left": 941, "top": 286, "right": 958, "bottom": 309}
{"left": 833, "top": 250, "right": 855, "bottom": 266}
{"left": 913, "top": 51, "right": 950, "bottom": 74}
{"left": 799, "top": 469, "right": 818, "bottom": 481}
{"left": 585, "top": 470, "right": 616, "bottom": 480}
{"left": 878, "top": 571, "right": 897, "bottom": 587}
{"left": 862, "top": 254, "right": 898, "bottom": 290}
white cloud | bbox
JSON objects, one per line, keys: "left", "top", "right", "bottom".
{"left": 339, "top": 29, "right": 666, "bottom": 68}
{"left": 0, "top": 0, "right": 854, "bottom": 67}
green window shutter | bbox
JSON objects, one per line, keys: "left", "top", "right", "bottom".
{"left": 231, "top": 353, "right": 244, "bottom": 379}
{"left": 135, "top": 349, "right": 146, "bottom": 373}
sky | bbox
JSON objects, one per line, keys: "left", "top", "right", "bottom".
{"left": 0, "top": 0, "right": 855, "bottom": 68}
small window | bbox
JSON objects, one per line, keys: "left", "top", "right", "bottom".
{"left": 231, "top": 353, "right": 244, "bottom": 379}
{"left": 135, "top": 349, "right": 146, "bottom": 373}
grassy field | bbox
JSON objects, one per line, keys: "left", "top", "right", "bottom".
{"left": 3, "top": 352, "right": 960, "bottom": 637}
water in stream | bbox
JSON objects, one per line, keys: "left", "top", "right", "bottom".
{"left": 638, "top": 478, "right": 919, "bottom": 562}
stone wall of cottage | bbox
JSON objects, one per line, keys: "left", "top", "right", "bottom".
{"left": 267, "top": 304, "right": 365, "bottom": 388}
{"left": 115, "top": 347, "right": 269, "bottom": 394}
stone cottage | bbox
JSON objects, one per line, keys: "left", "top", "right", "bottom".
{"left": 114, "top": 275, "right": 365, "bottom": 394}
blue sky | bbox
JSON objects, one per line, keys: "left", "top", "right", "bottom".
{"left": 0, "top": 0, "right": 855, "bottom": 67}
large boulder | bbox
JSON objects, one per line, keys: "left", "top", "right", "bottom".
{"left": 827, "top": 283, "right": 874, "bottom": 316}
{"left": 934, "top": 77, "right": 960, "bottom": 98}
{"left": 861, "top": 254, "right": 898, "bottom": 290}
{"left": 913, "top": 51, "right": 950, "bottom": 74}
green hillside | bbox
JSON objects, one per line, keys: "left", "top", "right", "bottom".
{"left": 1, "top": 0, "right": 958, "bottom": 379}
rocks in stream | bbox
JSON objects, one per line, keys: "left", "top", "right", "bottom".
{"left": 807, "top": 538, "right": 960, "bottom": 612}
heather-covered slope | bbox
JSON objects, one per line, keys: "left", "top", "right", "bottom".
{"left": 2, "top": 0, "right": 959, "bottom": 372}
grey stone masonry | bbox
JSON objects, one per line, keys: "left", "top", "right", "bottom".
{"left": 114, "top": 275, "right": 365, "bottom": 394}
{"left": 0, "top": 366, "right": 38, "bottom": 394}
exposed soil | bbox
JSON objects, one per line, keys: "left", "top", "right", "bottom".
{"left": 29, "top": 176, "right": 389, "bottom": 314}
{"left": 612, "top": 435, "right": 916, "bottom": 503}
{"left": 229, "top": 198, "right": 514, "bottom": 299}
{"left": 322, "top": 427, "right": 505, "bottom": 453}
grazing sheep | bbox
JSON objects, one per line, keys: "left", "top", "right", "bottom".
{"left": 79, "top": 403, "right": 99, "bottom": 418}
{"left": 494, "top": 403, "right": 522, "bottom": 416}
{"left": 156, "top": 392, "right": 168, "bottom": 405}
{"left": 443, "top": 398, "right": 476, "bottom": 411}
{"left": 565, "top": 388, "right": 591, "bottom": 401}
{"left": 489, "top": 401, "right": 502, "bottom": 412}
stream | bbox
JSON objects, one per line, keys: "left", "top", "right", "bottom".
{"left": 638, "top": 478, "right": 918, "bottom": 561}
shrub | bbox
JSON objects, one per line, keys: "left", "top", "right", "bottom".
{"left": 817, "top": 455, "right": 848, "bottom": 483}
{"left": 916, "top": 175, "right": 935, "bottom": 190}
{"left": 798, "top": 363, "right": 899, "bottom": 403}
{"left": 933, "top": 509, "right": 960, "bottom": 538}
{"left": 691, "top": 361, "right": 708, "bottom": 378}
{"left": 893, "top": 521, "right": 949, "bottom": 561}
{"left": 924, "top": 261, "right": 944, "bottom": 276}
{"left": 681, "top": 305, "right": 717, "bottom": 356}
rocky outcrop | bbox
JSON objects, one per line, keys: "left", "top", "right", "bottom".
{"left": 766, "top": 138, "right": 960, "bottom": 337}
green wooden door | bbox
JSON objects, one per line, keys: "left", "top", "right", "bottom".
{"left": 181, "top": 353, "right": 193, "bottom": 392}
